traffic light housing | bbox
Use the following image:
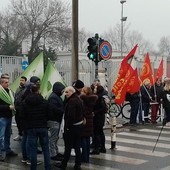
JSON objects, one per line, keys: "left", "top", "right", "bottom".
{"left": 87, "top": 37, "right": 97, "bottom": 62}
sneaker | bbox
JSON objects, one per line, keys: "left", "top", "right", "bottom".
{"left": 6, "top": 151, "right": 18, "bottom": 157}
{"left": 55, "top": 162, "right": 66, "bottom": 170}
{"left": 21, "top": 159, "right": 27, "bottom": 163}
{"left": 90, "top": 149, "right": 100, "bottom": 155}
{"left": 26, "top": 160, "right": 42, "bottom": 165}
{"left": 99, "top": 148, "right": 106, "bottom": 153}
{"left": 74, "top": 165, "right": 82, "bottom": 170}
{"left": 57, "top": 153, "right": 64, "bottom": 158}
{"left": 51, "top": 155, "right": 63, "bottom": 161}
{"left": 13, "top": 135, "right": 22, "bottom": 141}
{"left": 37, "top": 149, "right": 42, "bottom": 154}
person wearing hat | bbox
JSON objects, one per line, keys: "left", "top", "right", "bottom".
{"left": 72, "top": 79, "right": 84, "bottom": 95}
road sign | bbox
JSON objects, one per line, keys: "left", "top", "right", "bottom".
{"left": 99, "top": 41, "right": 112, "bottom": 60}
{"left": 21, "top": 60, "right": 29, "bottom": 71}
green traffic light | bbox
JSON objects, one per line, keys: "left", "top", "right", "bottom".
{"left": 89, "top": 53, "right": 94, "bottom": 59}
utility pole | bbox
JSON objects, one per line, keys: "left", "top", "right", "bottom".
{"left": 72, "top": 0, "right": 79, "bottom": 81}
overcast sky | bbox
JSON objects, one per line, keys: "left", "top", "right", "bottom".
{"left": 1, "top": 0, "right": 170, "bottom": 49}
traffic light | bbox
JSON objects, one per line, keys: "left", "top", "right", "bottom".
{"left": 87, "top": 37, "right": 97, "bottom": 61}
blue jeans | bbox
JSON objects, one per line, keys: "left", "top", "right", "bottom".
{"left": 0, "top": 117, "right": 12, "bottom": 159}
{"left": 81, "top": 137, "right": 90, "bottom": 163}
{"left": 21, "top": 131, "right": 30, "bottom": 160}
{"left": 27, "top": 128, "right": 51, "bottom": 170}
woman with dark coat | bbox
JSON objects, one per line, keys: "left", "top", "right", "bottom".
{"left": 80, "top": 86, "right": 98, "bottom": 163}
{"left": 90, "top": 85, "right": 107, "bottom": 155}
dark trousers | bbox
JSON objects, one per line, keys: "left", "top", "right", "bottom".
{"left": 81, "top": 137, "right": 90, "bottom": 163}
{"left": 93, "top": 126, "right": 105, "bottom": 151}
{"left": 62, "top": 124, "right": 83, "bottom": 167}
{"left": 130, "top": 101, "right": 139, "bottom": 124}
{"left": 15, "top": 111, "right": 22, "bottom": 136}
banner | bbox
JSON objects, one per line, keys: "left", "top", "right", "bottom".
{"left": 10, "top": 52, "right": 44, "bottom": 93}
{"left": 40, "top": 60, "right": 67, "bottom": 98}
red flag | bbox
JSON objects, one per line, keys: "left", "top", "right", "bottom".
{"left": 127, "top": 68, "right": 140, "bottom": 93}
{"left": 114, "top": 66, "right": 136, "bottom": 105}
{"left": 112, "top": 45, "right": 138, "bottom": 95}
{"left": 140, "top": 53, "right": 153, "bottom": 85}
{"left": 154, "top": 58, "right": 163, "bottom": 83}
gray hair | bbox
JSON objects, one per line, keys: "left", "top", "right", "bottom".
{"left": 64, "top": 86, "right": 75, "bottom": 93}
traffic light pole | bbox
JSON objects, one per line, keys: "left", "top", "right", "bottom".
{"left": 94, "top": 33, "right": 99, "bottom": 79}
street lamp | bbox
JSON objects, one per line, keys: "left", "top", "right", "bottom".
{"left": 120, "top": 0, "right": 127, "bottom": 58}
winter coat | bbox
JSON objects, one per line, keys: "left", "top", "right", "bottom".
{"left": 48, "top": 82, "right": 65, "bottom": 123}
{"left": 140, "top": 85, "right": 151, "bottom": 103}
{"left": 0, "top": 88, "right": 13, "bottom": 118}
{"left": 162, "top": 89, "right": 170, "bottom": 109}
{"left": 64, "top": 93, "right": 84, "bottom": 131}
{"left": 80, "top": 94, "right": 98, "bottom": 137}
{"left": 150, "top": 84, "right": 163, "bottom": 102}
{"left": 21, "top": 93, "right": 49, "bottom": 130}
{"left": 93, "top": 93, "right": 107, "bottom": 127}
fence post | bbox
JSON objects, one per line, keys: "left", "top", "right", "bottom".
{"left": 111, "top": 116, "right": 116, "bottom": 149}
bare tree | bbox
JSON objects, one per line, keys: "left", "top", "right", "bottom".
{"left": 158, "top": 36, "right": 170, "bottom": 58}
{"left": 0, "top": 10, "right": 27, "bottom": 55}
{"left": 11, "top": 0, "right": 71, "bottom": 62}
{"left": 79, "top": 28, "right": 92, "bottom": 53}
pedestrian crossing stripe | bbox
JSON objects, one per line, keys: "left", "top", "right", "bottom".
{"left": 159, "top": 166, "right": 170, "bottom": 170}
{"left": 139, "top": 128, "right": 170, "bottom": 134}
{"left": 118, "top": 132, "right": 170, "bottom": 143}
{"left": 106, "top": 145, "right": 169, "bottom": 157}
{"left": 114, "top": 136, "right": 170, "bottom": 149}
{"left": 67, "top": 162, "right": 120, "bottom": 170}
{"left": 90, "top": 153, "right": 147, "bottom": 165}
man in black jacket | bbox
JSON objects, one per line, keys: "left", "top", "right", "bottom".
{"left": 21, "top": 84, "right": 51, "bottom": 170}
{"left": 0, "top": 77, "right": 17, "bottom": 161}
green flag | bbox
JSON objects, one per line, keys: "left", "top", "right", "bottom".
{"left": 40, "top": 60, "right": 67, "bottom": 98}
{"left": 10, "top": 52, "right": 44, "bottom": 93}
{"left": 0, "top": 85, "right": 15, "bottom": 115}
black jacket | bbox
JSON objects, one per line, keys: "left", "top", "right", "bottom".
{"left": 64, "top": 93, "right": 84, "bottom": 131}
{"left": 21, "top": 93, "right": 49, "bottom": 130}
{"left": 48, "top": 82, "right": 65, "bottom": 123}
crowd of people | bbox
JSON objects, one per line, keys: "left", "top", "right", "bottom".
{"left": 0, "top": 74, "right": 108, "bottom": 170}
{"left": 126, "top": 77, "right": 170, "bottom": 126}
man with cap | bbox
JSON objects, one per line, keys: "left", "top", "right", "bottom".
{"left": 72, "top": 80, "right": 84, "bottom": 95}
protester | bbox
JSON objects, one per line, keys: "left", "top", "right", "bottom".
{"left": 139, "top": 80, "right": 152, "bottom": 123}
{"left": 90, "top": 85, "right": 107, "bottom": 155}
{"left": 20, "top": 76, "right": 41, "bottom": 165}
{"left": 13, "top": 76, "right": 27, "bottom": 141}
{"left": 0, "top": 77, "right": 17, "bottom": 161}
{"left": 126, "top": 92, "right": 140, "bottom": 125}
{"left": 48, "top": 82, "right": 65, "bottom": 161}
{"left": 72, "top": 79, "right": 84, "bottom": 95}
{"left": 162, "top": 78, "right": 170, "bottom": 126}
{"left": 21, "top": 84, "right": 51, "bottom": 170}
{"left": 80, "top": 86, "right": 98, "bottom": 163}
{"left": 150, "top": 78, "right": 163, "bottom": 124}
{"left": 55, "top": 86, "right": 84, "bottom": 170}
